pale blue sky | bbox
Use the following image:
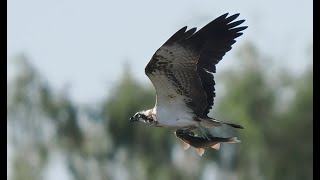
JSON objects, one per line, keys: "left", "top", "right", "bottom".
{"left": 6, "top": 1, "right": 314, "bottom": 179}
{"left": 7, "top": 0, "right": 313, "bottom": 104}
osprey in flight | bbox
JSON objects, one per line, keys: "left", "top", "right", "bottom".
{"left": 129, "top": 13, "right": 247, "bottom": 135}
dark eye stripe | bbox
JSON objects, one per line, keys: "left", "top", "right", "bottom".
{"left": 140, "top": 114, "right": 147, "bottom": 119}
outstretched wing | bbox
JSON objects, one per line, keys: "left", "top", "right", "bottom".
{"left": 145, "top": 13, "right": 247, "bottom": 117}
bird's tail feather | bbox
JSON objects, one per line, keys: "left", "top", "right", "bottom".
{"left": 199, "top": 117, "right": 244, "bottom": 129}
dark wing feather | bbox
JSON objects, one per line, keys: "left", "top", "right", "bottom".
{"left": 161, "top": 27, "right": 197, "bottom": 46}
{"left": 145, "top": 13, "right": 247, "bottom": 117}
{"left": 186, "top": 13, "right": 247, "bottom": 116}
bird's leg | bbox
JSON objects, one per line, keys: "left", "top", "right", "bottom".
{"left": 197, "top": 125, "right": 212, "bottom": 141}
{"left": 184, "top": 127, "right": 197, "bottom": 133}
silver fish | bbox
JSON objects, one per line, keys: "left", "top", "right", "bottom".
{"left": 175, "top": 129, "right": 241, "bottom": 156}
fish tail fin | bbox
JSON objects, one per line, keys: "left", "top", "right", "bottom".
{"left": 226, "top": 137, "right": 241, "bottom": 143}
{"left": 211, "top": 143, "right": 221, "bottom": 150}
{"left": 197, "top": 148, "right": 205, "bottom": 156}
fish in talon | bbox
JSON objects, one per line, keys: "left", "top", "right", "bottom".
{"left": 175, "top": 129, "right": 241, "bottom": 156}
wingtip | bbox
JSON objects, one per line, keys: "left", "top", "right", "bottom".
{"left": 181, "top": 26, "right": 188, "bottom": 32}
{"left": 241, "top": 26, "right": 248, "bottom": 30}
{"left": 226, "top": 13, "right": 241, "bottom": 22}
{"left": 238, "top": 19, "right": 246, "bottom": 24}
{"left": 187, "top": 27, "right": 197, "bottom": 33}
{"left": 218, "top": 13, "right": 229, "bottom": 19}
{"left": 231, "top": 13, "right": 241, "bottom": 18}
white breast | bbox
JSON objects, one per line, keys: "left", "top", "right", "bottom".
{"left": 154, "top": 98, "right": 197, "bottom": 128}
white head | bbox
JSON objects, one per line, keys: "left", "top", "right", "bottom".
{"left": 129, "top": 109, "right": 154, "bottom": 124}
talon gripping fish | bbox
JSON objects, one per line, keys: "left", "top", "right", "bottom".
{"left": 175, "top": 129, "right": 241, "bottom": 156}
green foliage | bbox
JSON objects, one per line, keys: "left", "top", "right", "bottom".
{"left": 215, "top": 43, "right": 313, "bottom": 180}
{"left": 8, "top": 54, "right": 83, "bottom": 151}
{"left": 101, "top": 64, "right": 183, "bottom": 179}
{"left": 7, "top": 42, "right": 312, "bottom": 180}
{"left": 8, "top": 54, "right": 85, "bottom": 180}
{"left": 263, "top": 67, "right": 313, "bottom": 180}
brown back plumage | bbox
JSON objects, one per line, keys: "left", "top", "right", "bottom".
{"left": 145, "top": 13, "right": 247, "bottom": 117}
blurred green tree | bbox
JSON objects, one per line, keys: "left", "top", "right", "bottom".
{"left": 215, "top": 43, "right": 313, "bottom": 180}
{"left": 8, "top": 54, "right": 83, "bottom": 180}
{"left": 101, "top": 63, "right": 193, "bottom": 179}
{"left": 7, "top": 41, "right": 312, "bottom": 180}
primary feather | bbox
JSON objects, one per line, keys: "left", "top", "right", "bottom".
{"left": 131, "top": 13, "right": 247, "bottom": 130}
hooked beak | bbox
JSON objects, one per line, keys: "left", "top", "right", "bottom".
{"left": 129, "top": 116, "right": 136, "bottom": 122}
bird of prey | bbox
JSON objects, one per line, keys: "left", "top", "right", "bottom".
{"left": 129, "top": 13, "right": 247, "bottom": 136}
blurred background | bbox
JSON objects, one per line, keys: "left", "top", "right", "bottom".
{"left": 7, "top": 0, "right": 313, "bottom": 180}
